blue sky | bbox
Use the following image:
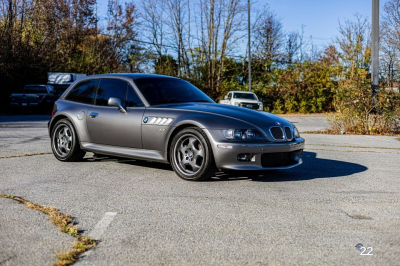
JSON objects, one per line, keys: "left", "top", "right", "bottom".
{"left": 96, "top": 0, "right": 386, "bottom": 48}
{"left": 261, "top": 0, "right": 385, "bottom": 47}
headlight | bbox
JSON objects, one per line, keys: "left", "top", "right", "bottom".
{"left": 258, "top": 102, "right": 263, "bottom": 111}
{"left": 221, "top": 129, "right": 266, "bottom": 140}
{"left": 293, "top": 126, "right": 300, "bottom": 138}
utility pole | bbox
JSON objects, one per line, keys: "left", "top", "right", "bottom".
{"left": 248, "top": 0, "right": 251, "bottom": 92}
{"left": 94, "top": 0, "right": 98, "bottom": 35}
{"left": 371, "top": 0, "right": 379, "bottom": 101}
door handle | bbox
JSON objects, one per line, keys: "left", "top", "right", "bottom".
{"left": 89, "top": 112, "right": 98, "bottom": 118}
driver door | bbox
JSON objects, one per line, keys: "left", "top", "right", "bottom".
{"left": 86, "top": 78, "right": 145, "bottom": 148}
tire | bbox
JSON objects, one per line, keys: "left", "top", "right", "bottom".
{"left": 51, "top": 119, "right": 85, "bottom": 162}
{"left": 170, "top": 127, "right": 217, "bottom": 181}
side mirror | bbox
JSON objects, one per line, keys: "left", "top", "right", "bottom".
{"left": 108, "top": 97, "right": 126, "bottom": 113}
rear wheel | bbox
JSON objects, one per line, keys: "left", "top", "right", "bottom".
{"left": 170, "top": 127, "right": 217, "bottom": 181}
{"left": 51, "top": 119, "right": 85, "bottom": 161}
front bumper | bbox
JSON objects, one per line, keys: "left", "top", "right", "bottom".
{"left": 208, "top": 133, "right": 305, "bottom": 171}
{"left": 10, "top": 102, "right": 40, "bottom": 107}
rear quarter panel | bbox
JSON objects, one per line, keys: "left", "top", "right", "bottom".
{"left": 49, "top": 100, "right": 92, "bottom": 143}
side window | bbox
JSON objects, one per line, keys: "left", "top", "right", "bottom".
{"left": 65, "top": 79, "right": 98, "bottom": 105}
{"left": 127, "top": 85, "right": 144, "bottom": 107}
{"left": 95, "top": 79, "right": 128, "bottom": 106}
{"left": 228, "top": 93, "right": 232, "bottom": 100}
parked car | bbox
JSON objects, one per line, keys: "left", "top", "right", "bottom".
{"left": 10, "top": 84, "right": 58, "bottom": 112}
{"left": 219, "top": 91, "right": 263, "bottom": 110}
{"left": 47, "top": 72, "right": 87, "bottom": 96}
{"left": 48, "top": 74, "right": 304, "bottom": 181}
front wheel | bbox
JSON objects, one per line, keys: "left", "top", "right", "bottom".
{"left": 170, "top": 127, "right": 217, "bottom": 181}
{"left": 51, "top": 119, "right": 85, "bottom": 161}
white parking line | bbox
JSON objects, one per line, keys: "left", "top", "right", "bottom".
{"left": 364, "top": 135, "right": 399, "bottom": 143}
{"left": 88, "top": 212, "right": 117, "bottom": 241}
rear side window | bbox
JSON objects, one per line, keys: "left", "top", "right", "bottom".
{"left": 65, "top": 79, "right": 98, "bottom": 105}
{"left": 95, "top": 79, "right": 128, "bottom": 106}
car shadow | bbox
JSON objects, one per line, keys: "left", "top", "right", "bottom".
{"left": 85, "top": 155, "right": 174, "bottom": 171}
{"left": 211, "top": 151, "right": 368, "bottom": 182}
{"left": 86, "top": 151, "right": 367, "bottom": 182}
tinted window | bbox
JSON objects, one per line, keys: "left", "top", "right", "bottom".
{"left": 65, "top": 79, "right": 98, "bottom": 104}
{"left": 233, "top": 93, "right": 257, "bottom": 100}
{"left": 24, "top": 86, "right": 48, "bottom": 94}
{"left": 95, "top": 79, "right": 128, "bottom": 106}
{"left": 127, "top": 85, "right": 144, "bottom": 107}
{"left": 134, "top": 78, "right": 214, "bottom": 106}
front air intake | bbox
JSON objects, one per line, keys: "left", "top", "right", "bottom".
{"left": 261, "top": 150, "right": 302, "bottom": 167}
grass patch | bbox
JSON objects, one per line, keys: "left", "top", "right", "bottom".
{"left": 306, "top": 148, "right": 381, "bottom": 153}
{"left": 0, "top": 194, "right": 97, "bottom": 266}
{"left": 303, "top": 129, "right": 400, "bottom": 137}
{"left": 0, "top": 152, "right": 52, "bottom": 159}
{"left": 307, "top": 144, "right": 400, "bottom": 150}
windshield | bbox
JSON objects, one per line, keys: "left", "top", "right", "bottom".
{"left": 233, "top": 92, "right": 257, "bottom": 100}
{"left": 24, "top": 86, "right": 48, "bottom": 94}
{"left": 134, "top": 78, "right": 214, "bottom": 106}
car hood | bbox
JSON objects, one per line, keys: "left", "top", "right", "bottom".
{"left": 231, "top": 99, "right": 260, "bottom": 103}
{"left": 152, "top": 102, "right": 291, "bottom": 127}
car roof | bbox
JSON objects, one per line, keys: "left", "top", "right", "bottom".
{"left": 230, "top": 91, "right": 256, "bottom": 94}
{"left": 87, "top": 73, "right": 180, "bottom": 80}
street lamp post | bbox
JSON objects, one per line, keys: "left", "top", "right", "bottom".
{"left": 371, "top": 0, "right": 379, "bottom": 101}
{"left": 248, "top": 0, "right": 251, "bottom": 92}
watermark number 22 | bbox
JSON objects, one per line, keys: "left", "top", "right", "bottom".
{"left": 355, "top": 243, "right": 373, "bottom": 256}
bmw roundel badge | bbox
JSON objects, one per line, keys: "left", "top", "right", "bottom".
{"left": 143, "top": 117, "right": 148, "bottom": 123}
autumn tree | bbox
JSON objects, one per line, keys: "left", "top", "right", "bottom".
{"left": 335, "top": 14, "right": 371, "bottom": 76}
{"left": 106, "top": 0, "right": 140, "bottom": 72}
{"left": 141, "top": 0, "right": 170, "bottom": 74}
{"left": 252, "top": 7, "right": 283, "bottom": 73}
{"left": 381, "top": 0, "right": 400, "bottom": 86}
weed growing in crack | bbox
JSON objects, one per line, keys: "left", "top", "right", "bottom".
{"left": 0, "top": 194, "right": 97, "bottom": 266}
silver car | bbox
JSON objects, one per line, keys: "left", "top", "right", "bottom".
{"left": 49, "top": 74, "right": 305, "bottom": 181}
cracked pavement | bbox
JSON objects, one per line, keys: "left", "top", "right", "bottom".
{"left": 0, "top": 114, "right": 399, "bottom": 265}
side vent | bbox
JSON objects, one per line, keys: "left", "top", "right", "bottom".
{"left": 146, "top": 117, "right": 174, "bottom": 126}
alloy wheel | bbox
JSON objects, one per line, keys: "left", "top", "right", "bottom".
{"left": 174, "top": 134, "right": 205, "bottom": 176}
{"left": 53, "top": 124, "right": 73, "bottom": 158}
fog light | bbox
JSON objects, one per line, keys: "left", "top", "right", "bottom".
{"left": 238, "top": 153, "right": 250, "bottom": 161}
{"left": 237, "top": 153, "right": 255, "bottom": 162}
{"left": 291, "top": 150, "right": 303, "bottom": 162}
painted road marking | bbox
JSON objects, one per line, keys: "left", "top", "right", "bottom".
{"left": 88, "top": 212, "right": 117, "bottom": 241}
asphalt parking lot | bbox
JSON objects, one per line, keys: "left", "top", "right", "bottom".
{"left": 0, "top": 114, "right": 399, "bottom": 265}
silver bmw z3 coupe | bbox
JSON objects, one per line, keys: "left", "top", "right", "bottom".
{"left": 48, "top": 73, "right": 305, "bottom": 181}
